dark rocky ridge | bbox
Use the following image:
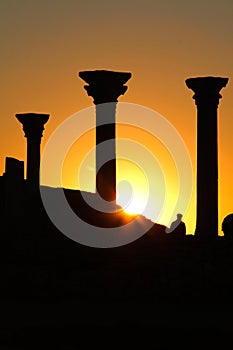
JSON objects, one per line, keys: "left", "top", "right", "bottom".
{"left": 1, "top": 188, "right": 233, "bottom": 344}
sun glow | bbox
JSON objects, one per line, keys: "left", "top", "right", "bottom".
{"left": 51, "top": 109, "right": 194, "bottom": 233}
{"left": 116, "top": 159, "right": 149, "bottom": 217}
{"left": 117, "top": 187, "right": 147, "bottom": 216}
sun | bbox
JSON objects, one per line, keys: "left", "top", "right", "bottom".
{"left": 123, "top": 199, "right": 145, "bottom": 216}
{"left": 116, "top": 180, "right": 147, "bottom": 216}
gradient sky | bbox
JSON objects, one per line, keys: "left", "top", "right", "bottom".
{"left": 1, "top": 0, "right": 233, "bottom": 234}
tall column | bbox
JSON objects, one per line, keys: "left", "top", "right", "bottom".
{"left": 16, "top": 113, "right": 50, "bottom": 192}
{"left": 185, "top": 76, "right": 228, "bottom": 237}
{"left": 79, "top": 70, "right": 131, "bottom": 202}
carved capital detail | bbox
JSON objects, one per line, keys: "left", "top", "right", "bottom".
{"left": 16, "top": 113, "right": 50, "bottom": 141}
{"left": 185, "top": 76, "right": 228, "bottom": 107}
{"left": 79, "top": 70, "right": 131, "bottom": 105}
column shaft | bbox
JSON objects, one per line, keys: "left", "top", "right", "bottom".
{"left": 196, "top": 104, "right": 218, "bottom": 236}
{"left": 96, "top": 103, "right": 117, "bottom": 202}
{"left": 27, "top": 139, "right": 41, "bottom": 191}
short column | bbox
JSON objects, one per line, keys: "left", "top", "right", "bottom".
{"left": 16, "top": 113, "right": 50, "bottom": 192}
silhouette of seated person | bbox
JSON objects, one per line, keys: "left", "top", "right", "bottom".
{"left": 222, "top": 214, "right": 233, "bottom": 240}
{"left": 166, "top": 213, "right": 186, "bottom": 237}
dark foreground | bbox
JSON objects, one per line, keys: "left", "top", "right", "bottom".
{"left": 1, "top": 194, "right": 233, "bottom": 347}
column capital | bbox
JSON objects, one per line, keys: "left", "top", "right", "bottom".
{"left": 185, "top": 76, "right": 228, "bottom": 107}
{"left": 16, "top": 113, "right": 50, "bottom": 141}
{"left": 79, "top": 70, "right": 132, "bottom": 104}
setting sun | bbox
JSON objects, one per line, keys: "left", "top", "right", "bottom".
{"left": 116, "top": 180, "right": 147, "bottom": 216}
{"left": 122, "top": 199, "right": 145, "bottom": 216}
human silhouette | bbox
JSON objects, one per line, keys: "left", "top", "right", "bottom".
{"left": 222, "top": 214, "right": 233, "bottom": 239}
{"left": 166, "top": 213, "right": 186, "bottom": 236}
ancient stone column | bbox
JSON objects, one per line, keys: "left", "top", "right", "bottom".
{"left": 79, "top": 70, "right": 131, "bottom": 202}
{"left": 16, "top": 113, "right": 50, "bottom": 192}
{"left": 185, "top": 76, "right": 228, "bottom": 237}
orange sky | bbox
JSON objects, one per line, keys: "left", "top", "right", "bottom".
{"left": 1, "top": 0, "right": 233, "bottom": 234}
